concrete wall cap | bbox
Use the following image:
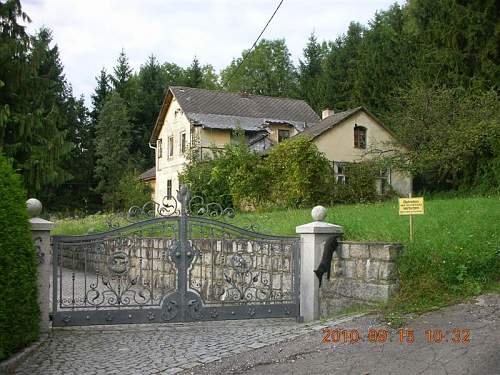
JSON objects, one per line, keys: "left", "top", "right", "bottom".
{"left": 29, "top": 217, "right": 55, "bottom": 231}
{"left": 296, "top": 221, "right": 343, "bottom": 234}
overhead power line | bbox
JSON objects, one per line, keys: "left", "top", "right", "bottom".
{"left": 225, "top": 0, "right": 285, "bottom": 86}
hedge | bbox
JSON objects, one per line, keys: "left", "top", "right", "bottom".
{"left": 0, "top": 154, "right": 39, "bottom": 361}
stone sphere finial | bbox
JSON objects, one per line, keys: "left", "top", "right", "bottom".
{"left": 311, "top": 205, "right": 327, "bottom": 222}
{"left": 26, "top": 198, "right": 42, "bottom": 218}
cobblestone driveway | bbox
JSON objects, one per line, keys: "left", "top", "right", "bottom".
{"left": 14, "top": 318, "right": 335, "bottom": 375}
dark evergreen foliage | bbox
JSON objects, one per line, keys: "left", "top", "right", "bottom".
{"left": 0, "top": 154, "right": 39, "bottom": 361}
{"left": 90, "top": 68, "right": 111, "bottom": 124}
{"left": 298, "top": 33, "right": 326, "bottom": 112}
{"left": 186, "top": 57, "right": 203, "bottom": 88}
{"left": 130, "top": 55, "right": 165, "bottom": 167}
{"left": 111, "top": 49, "right": 134, "bottom": 104}
{"left": 94, "top": 92, "right": 133, "bottom": 209}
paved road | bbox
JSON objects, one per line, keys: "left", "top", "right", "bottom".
{"left": 13, "top": 294, "right": 498, "bottom": 375}
{"left": 192, "top": 293, "right": 500, "bottom": 375}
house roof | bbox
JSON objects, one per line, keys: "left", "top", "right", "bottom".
{"left": 150, "top": 86, "right": 320, "bottom": 143}
{"left": 138, "top": 167, "right": 155, "bottom": 181}
{"left": 301, "top": 106, "right": 397, "bottom": 140}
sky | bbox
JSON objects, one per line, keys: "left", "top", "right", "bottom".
{"left": 23, "top": 0, "right": 403, "bottom": 105}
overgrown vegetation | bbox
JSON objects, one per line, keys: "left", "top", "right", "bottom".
{"left": 180, "top": 135, "right": 343, "bottom": 210}
{"left": 332, "top": 161, "right": 382, "bottom": 203}
{"left": 387, "top": 87, "right": 500, "bottom": 193}
{"left": 116, "top": 171, "right": 153, "bottom": 209}
{"left": 0, "top": 154, "right": 39, "bottom": 361}
{"left": 265, "top": 136, "right": 333, "bottom": 208}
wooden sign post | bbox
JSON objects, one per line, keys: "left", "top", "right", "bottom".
{"left": 399, "top": 196, "right": 424, "bottom": 241}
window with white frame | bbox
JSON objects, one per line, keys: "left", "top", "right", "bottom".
{"left": 333, "top": 161, "right": 348, "bottom": 184}
{"left": 168, "top": 136, "right": 174, "bottom": 158}
{"left": 180, "top": 132, "right": 186, "bottom": 154}
{"left": 378, "top": 168, "right": 390, "bottom": 195}
{"left": 157, "top": 139, "right": 162, "bottom": 159}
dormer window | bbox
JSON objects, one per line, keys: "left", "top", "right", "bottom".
{"left": 354, "top": 125, "right": 367, "bottom": 149}
{"left": 278, "top": 129, "right": 290, "bottom": 143}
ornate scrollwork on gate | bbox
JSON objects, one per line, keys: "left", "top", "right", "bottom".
{"left": 187, "top": 195, "right": 235, "bottom": 218}
{"left": 57, "top": 230, "right": 178, "bottom": 311}
{"left": 82, "top": 237, "right": 177, "bottom": 308}
{"left": 126, "top": 187, "right": 236, "bottom": 220}
{"left": 161, "top": 299, "right": 179, "bottom": 321}
{"left": 52, "top": 185, "right": 299, "bottom": 326}
{"left": 187, "top": 222, "right": 297, "bottom": 308}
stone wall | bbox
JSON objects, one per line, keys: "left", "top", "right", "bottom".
{"left": 319, "top": 241, "right": 403, "bottom": 317}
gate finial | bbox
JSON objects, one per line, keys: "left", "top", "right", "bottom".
{"left": 177, "top": 184, "right": 190, "bottom": 206}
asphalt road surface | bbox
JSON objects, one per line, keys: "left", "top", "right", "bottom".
{"left": 188, "top": 293, "right": 499, "bottom": 375}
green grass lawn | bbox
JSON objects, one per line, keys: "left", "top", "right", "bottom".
{"left": 52, "top": 196, "right": 500, "bottom": 317}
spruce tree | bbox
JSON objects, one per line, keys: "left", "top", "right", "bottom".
{"left": 0, "top": 0, "right": 31, "bottom": 154}
{"left": 298, "top": 33, "right": 325, "bottom": 112}
{"left": 131, "top": 55, "right": 166, "bottom": 166}
{"left": 17, "top": 27, "right": 73, "bottom": 197}
{"left": 186, "top": 57, "right": 203, "bottom": 88}
{"left": 320, "top": 22, "right": 364, "bottom": 111}
{"left": 111, "top": 49, "right": 133, "bottom": 103}
{"left": 90, "top": 68, "right": 110, "bottom": 124}
{"left": 94, "top": 92, "right": 133, "bottom": 209}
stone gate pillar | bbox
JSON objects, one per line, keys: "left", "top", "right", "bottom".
{"left": 27, "top": 198, "right": 55, "bottom": 333}
{"left": 296, "top": 206, "right": 343, "bottom": 322}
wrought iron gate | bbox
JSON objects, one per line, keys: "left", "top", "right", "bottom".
{"left": 52, "top": 187, "right": 300, "bottom": 326}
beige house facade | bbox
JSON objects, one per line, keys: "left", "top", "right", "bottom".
{"left": 142, "top": 86, "right": 411, "bottom": 205}
{"left": 302, "top": 107, "right": 411, "bottom": 196}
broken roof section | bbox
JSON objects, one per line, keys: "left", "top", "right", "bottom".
{"left": 150, "top": 86, "right": 320, "bottom": 143}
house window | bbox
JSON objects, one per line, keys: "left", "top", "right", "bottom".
{"left": 278, "top": 129, "right": 290, "bottom": 143}
{"left": 333, "top": 161, "right": 348, "bottom": 184}
{"left": 354, "top": 125, "right": 367, "bottom": 149}
{"left": 180, "top": 132, "right": 186, "bottom": 154}
{"left": 157, "top": 139, "right": 163, "bottom": 158}
{"left": 167, "top": 179, "right": 172, "bottom": 198}
{"left": 168, "top": 136, "right": 174, "bottom": 158}
{"left": 378, "top": 168, "right": 390, "bottom": 195}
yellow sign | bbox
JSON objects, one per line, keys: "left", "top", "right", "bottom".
{"left": 399, "top": 197, "right": 424, "bottom": 215}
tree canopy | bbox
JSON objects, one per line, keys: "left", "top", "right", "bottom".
{"left": 1, "top": 0, "right": 499, "bottom": 212}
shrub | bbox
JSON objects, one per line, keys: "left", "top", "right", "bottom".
{"left": 332, "top": 161, "right": 380, "bottom": 203}
{"left": 179, "top": 131, "right": 267, "bottom": 209}
{"left": 264, "top": 136, "right": 332, "bottom": 208}
{"left": 116, "top": 170, "right": 153, "bottom": 210}
{"left": 181, "top": 134, "right": 388, "bottom": 209}
{"left": 0, "top": 154, "right": 39, "bottom": 361}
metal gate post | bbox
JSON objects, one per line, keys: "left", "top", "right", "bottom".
{"left": 177, "top": 185, "right": 189, "bottom": 320}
